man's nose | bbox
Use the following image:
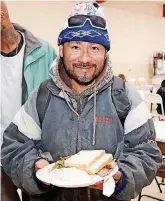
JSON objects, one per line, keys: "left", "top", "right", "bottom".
{"left": 78, "top": 48, "right": 91, "bottom": 63}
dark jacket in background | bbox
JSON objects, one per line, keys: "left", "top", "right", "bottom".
{"left": 156, "top": 87, "right": 165, "bottom": 114}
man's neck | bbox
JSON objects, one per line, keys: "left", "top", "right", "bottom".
{"left": 1, "top": 24, "right": 20, "bottom": 53}
{"left": 71, "top": 79, "right": 95, "bottom": 93}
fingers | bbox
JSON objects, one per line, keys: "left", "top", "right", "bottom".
{"left": 97, "top": 168, "right": 110, "bottom": 177}
{"left": 89, "top": 181, "right": 103, "bottom": 190}
{"left": 35, "top": 159, "right": 50, "bottom": 185}
{"left": 97, "top": 161, "right": 117, "bottom": 177}
{"left": 95, "top": 181, "right": 104, "bottom": 186}
{"left": 105, "top": 161, "right": 116, "bottom": 169}
{"left": 113, "top": 171, "right": 121, "bottom": 183}
{"left": 105, "top": 163, "right": 113, "bottom": 169}
{"left": 89, "top": 185, "right": 103, "bottom": 190}
{"left": 35, "top": 159, "right": 49, "bottom": 172}
{"left": 42, "top": 181, "right": 50, "bottom": 185}
{"left": 89, "top": 171, "right": 121, "bottom": 190}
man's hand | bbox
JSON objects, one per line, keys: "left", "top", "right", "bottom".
{"left": 89, "top": 162, "right": 121, "bottom": 190}
{"left": 89, "top": 171, "right": 121, "bottom": 190}
{"left": 35, "top": 159, "right": 50, "bottom": 185}
{"left": 35, "top": 159, "right": 49, "bottom": 172}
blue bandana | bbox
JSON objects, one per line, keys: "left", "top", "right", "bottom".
{"left": 58, "top": 2, "right": 110, "bottom": 51}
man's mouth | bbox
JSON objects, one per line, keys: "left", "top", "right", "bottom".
{"left": 73, "top": 63, "right": 96, "bottom": 69}
{"left": 76, "top": 66, "right": 94, "bottom": 69}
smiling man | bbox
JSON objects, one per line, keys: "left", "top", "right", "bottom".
{"left": 1, "top": 2, "right": 162, "bottom": 201}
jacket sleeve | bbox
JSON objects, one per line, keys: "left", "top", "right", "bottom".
{"left": 1, "top": 86, "right": 52, "bottom": 195}
{"left": 115, "top": 84, "right": 162, "bottom": 200}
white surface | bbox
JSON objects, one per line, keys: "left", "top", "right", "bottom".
{"left": 152, "top": 75, "right": 165, "bottom": 86}
{"left": 144, "top": 93, "right": 163, "bottom": 104}
{"left": 127, "top": 78, "right": 138, "bottom": 87}
{"left": 137, "top": 77, "right": 147, "bottom": 86}
{"left": 36, "top": 163, "right": 118, "bottom": 188}
{"left": 137, "top": 90, "right": 151, "bottom": 100}
{"left": 143, "top": 93, "right": 164, "bottom": 116}
{"left": 154, "top": 121, "right": 165, "bottom": 142}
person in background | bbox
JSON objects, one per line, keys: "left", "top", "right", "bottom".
{"left": 2, "top": 2, "right": 162, "bottom": 201}
{"left": 156, "top": 80, "right": 165, "bottom": 115}
{"left": 118, "top": 74, "right": 126, "bottom": 81}
{"left": 1, "top": 1, "right": 57, "bottom": 201}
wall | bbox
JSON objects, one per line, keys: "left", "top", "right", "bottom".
{"left": 6, "top": 1, "right": 165, "bottom": 81}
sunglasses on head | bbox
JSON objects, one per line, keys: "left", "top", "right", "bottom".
{"left": 68, "top": 15, "right": 107, "bottom": 30}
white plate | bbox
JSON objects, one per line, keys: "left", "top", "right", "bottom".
{"left": 36, "top": 163, "right": 118, "bottom": 188}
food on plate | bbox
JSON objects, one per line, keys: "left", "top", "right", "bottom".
{"left": 50, "top": 150, "right": 114, "bottom": 176}
{"left": 50, "top": 156, "right": 71, "bottom": 171}
{"left": 64, "top": 150, "right": 113, "bottom": 175}
{"left": 85, "top": 153, "right": 113, "bottom": 175}
{"left": 64, "top": 150, "right": 105, "bottom": 169}
{"left": 36, "top": 150, "right": 117, "bottom": 190}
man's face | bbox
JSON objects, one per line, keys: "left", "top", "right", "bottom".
{"left": 59, "top": 41, "right": 106, "bottom": 85}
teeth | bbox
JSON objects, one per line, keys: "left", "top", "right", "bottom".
{"left": 82, "top": 69, "right": 88, "bottom": 72}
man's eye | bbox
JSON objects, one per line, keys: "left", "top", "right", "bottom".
{"left": 91, "top": 46, "right": 99, "bottom": 51}
{"left": 71, "top": 46, "right": 80, "bottom": 51}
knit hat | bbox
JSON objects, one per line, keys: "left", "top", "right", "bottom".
{"left": 58, "top": 2, "right": 110, "bottom": 51}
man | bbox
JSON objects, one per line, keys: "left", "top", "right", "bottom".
{"left": 2, "top": 2, "right": 162, "bottom": 201}
{"left": 156, "top": 80, "right": 165, "bottom": 115}
{"left": 1, "top": 1, "right": 56, "bottom": 201}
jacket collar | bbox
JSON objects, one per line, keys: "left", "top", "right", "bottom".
{"left": 13, "top": 23, "right": 41, "bottom": 56}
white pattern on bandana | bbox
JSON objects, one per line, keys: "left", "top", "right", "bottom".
{"left": 69, "top": 2, "right": 106, "bottom": 19}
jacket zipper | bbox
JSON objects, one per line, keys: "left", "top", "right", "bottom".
{"left": 61, "top": 93, "right": 80, "bottom": 152}
{"left": 65, "top": 99, "right": 80, "bottom": 152}
{"left": 76, "top": 116, "right": 80, "bottom": 152}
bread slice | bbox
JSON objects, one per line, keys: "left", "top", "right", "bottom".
{"left": 64, "top": 150, "right": 105, "bottom": 169}
{"left": 86, "top": 153, "right": 113, "bottom": 175}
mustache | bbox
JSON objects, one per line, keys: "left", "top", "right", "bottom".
{"left": 72, "top": 62, "right": 97, "bottom": 69}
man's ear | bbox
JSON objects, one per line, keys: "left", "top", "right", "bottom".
{"left": 59, "top": 45, "right": 64, "bottom": 58}
{"left": 105, "top": 50, "right": 108, "bottom": 59}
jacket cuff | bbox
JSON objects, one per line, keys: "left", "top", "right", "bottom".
{"left": 38, "top": 150, "right": 54, "bottom": 163}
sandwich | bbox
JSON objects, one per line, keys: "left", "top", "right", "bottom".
{"left": 64, "top": 150, "right": 113, "bottom": 175}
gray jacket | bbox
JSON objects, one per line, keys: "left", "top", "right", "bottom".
{"left": 1, "top": 57, "right": 162, "bottom": 201}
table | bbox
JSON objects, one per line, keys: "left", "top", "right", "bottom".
{"left": 154, "top": 121, "right": 165, "bottom": 144}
